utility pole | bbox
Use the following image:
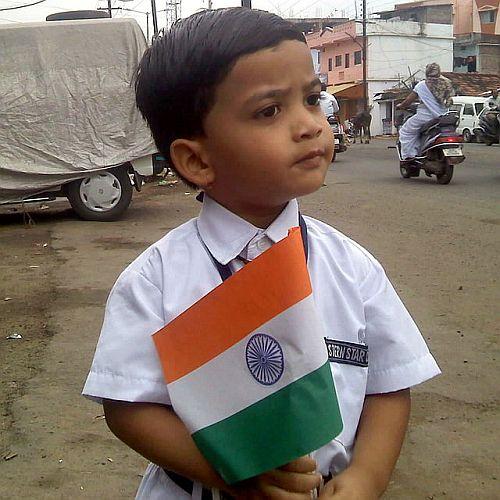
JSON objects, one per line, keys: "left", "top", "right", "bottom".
{"left": 107, "top": 0, "right": 112, "bottom": 17}
{"left": 362, "top": 0, "right": 368, "bottom": 112}
{"left": 151, "top": 0, "right": 159, "bottom": 38}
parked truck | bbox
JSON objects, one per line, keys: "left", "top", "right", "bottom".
{"left": 0, "top": 17, "right": 165, "bottom": 221}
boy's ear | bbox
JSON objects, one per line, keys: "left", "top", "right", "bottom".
{"left": 170, "top": 139, "right": 215, "bottom": 189}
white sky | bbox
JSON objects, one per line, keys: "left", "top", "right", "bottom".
{"left": 0, "top": 0, "right": 407, "bottom": 36}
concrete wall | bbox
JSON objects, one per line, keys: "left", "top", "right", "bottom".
{"left": 479, "top": 43, "right": 500, "bottom": 73}
{"left": 381, "top": 5, "right": 453, "bottom": 24}
{"left": 364, "top": 21, "right": 453, "bottom": 81}
{"left": 454, "top": 0, "right": 474, "bottom": 34}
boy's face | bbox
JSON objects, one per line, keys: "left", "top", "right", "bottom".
{"left": 200, "top": 40, "right": 333, "bottom": 215}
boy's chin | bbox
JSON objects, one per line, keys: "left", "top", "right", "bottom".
{"left": 294, "top": 178, "right": 327, "bottom": 199}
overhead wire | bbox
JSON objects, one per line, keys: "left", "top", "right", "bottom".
{"left": 0, "top": 0, "right": 46, "bottom": 11}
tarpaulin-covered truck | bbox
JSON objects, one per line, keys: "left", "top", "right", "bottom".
{"left": 0, "top": 17, "right": 165, "bottom": 221}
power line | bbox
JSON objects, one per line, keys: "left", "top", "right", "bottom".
{"left": 0, "top": 0, "right": 46, "bottom": 11}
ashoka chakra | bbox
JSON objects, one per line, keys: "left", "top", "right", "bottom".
{"left": 245, "top": 334, "right": 284, "bottom": 385}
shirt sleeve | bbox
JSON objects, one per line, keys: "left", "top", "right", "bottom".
{"left": 82, "top": 267, "right": 171, "bottom": 405}
{"left": 413, "top": 81, "right": 425, "bottom": 98}
{"left": 330, "top": 95, "right": 340, "bottom": 113}
{"left": 360, "top": 258, "right": 441, "bottom": 394}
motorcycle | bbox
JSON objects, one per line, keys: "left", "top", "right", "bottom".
{"left": 327, "top": 115, "right": 347, "bottom": 162}
{"left": 393, "top": 105, "right": 465, "bottom": 185}
{"left": 473, "top": 107, "right": 500, "bottom": 146}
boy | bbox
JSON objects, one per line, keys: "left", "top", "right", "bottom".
{"left": 83, "top": 8, "right": 440, "bottom": 499}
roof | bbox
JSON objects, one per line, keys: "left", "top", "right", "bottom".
{"left": 375, "top": 0, "right": 452, "bottom": 16}
{"left": 327, "top": 82, "right": 365, "bottom": 99}
{"left": 374, "top": 87, "right": 411, "bottom": 101}
{"left": 442, "top": 73, "right": 500, "bottom": 97}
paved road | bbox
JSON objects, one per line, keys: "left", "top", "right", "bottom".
{"left": 0, "top": 140, "right": 498, "bottom": 499}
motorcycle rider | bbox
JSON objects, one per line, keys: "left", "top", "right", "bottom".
{"left": 486, "top": 89, "right": 500, "bottom": 110}
{"left": 319, "top": 83, "right": 340, "bottom": 117}
{"left": 396, "top": 63, "right": 454, "bottom": 160}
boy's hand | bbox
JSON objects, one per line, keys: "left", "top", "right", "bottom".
{"left": 231, "top": 456, "right": 321, "bottom": 499}
{"left": 318, "top": 466, "right": 378, "bottom": 500}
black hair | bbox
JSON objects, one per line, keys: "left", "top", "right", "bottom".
{"left": 135, "top": 7, "right": 305, "bottom": 185}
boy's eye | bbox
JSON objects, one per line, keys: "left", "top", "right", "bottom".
{"left": 258, "top": 105, "right": 280, "bottom": 118}
{"left": 307, "top": 93, "right": 321, "bottom": 106}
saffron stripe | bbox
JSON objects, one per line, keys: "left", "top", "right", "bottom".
{"left": 153, "top": 227, "right": 311, "bottom": 382}
{"left": 192, "top": 361, "right": 343, "bottom": 484}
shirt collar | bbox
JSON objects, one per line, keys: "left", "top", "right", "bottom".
{"left": 197, "top": 196, "right": 299, "bottom": 265}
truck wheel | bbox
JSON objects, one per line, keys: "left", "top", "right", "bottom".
{"left": 65, "top": 166, "right": 133, "bottom": 221}
{"left": 436, "top": 161, "right": 454, "bottom": 185}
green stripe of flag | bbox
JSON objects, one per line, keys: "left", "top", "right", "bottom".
{"left": 192, "top": 361, "right": 342, "bottom": 484}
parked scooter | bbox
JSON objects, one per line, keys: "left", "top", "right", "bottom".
{"left": 393, "top": 105, "right": 465, "bottom": 184}
{"left": 327, "top": 115, "right": 348, "bottom": 162}
{"left": 473, "top": 107, "right": 500, "bottom": 146}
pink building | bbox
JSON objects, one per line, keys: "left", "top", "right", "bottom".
{"left": 453, "top": 0, "right": 499, "bottom": 35}
{"left": 307, "top": 21, "right": 365, "bottom": 122}
{"left": 453, "top": 0, "right": 500, "bottom": 73}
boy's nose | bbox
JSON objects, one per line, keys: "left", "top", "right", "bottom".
{"left": 292, "top": 111, "right": 323, "bottom": 142}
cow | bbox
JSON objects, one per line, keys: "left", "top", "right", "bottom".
{"left": 351, "top": 109, "right": 372, "bottom": 144}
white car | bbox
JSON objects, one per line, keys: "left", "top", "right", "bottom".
{"left": 449, "top": 96, "right": 488, "bottom": 143}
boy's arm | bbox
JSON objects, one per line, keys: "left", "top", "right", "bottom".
{"left": 319, "top": 388, "right": 411, "bottom": 499}
{"left": 103, "top": 399, "right": 321, "bottom": 499}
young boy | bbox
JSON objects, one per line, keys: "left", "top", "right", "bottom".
{"left": 83, "top": 8, "right": 440, "bottom": 499}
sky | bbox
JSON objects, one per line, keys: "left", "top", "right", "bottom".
{"left": 0, "top": 0, "right": 408, "bottom": 36}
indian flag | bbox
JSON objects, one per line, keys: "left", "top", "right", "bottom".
{"left": 153, "top": 227, "right": 342, "bottom": 484}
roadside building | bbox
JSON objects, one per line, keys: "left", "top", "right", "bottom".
{"left": 452, "top": 0, "right": 500, "bottom": 74}
{"left": 379, "top": 0, "right": 500, "bottom": 74}
{"left": 306, "top": 11, "right": 454, "bottom": 135}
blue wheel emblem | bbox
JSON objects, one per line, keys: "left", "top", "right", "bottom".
{"left": 245, "top": 334, "right": 284, "bottom": 385}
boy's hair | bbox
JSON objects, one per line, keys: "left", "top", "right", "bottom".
{"left": 135, "top": 7, "right": 305, "bottom": 185}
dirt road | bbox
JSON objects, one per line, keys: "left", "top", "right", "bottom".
{"left": 1, "top": 140, "right": 498, "bottom": 499}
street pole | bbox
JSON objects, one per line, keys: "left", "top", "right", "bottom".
{"left": 146, "top": 12, "right": 150, "bottom": 42}
{"left": 107, "top": 0, "right": 112, "bottom": 17}
{"left": 362, "top": 0, "right": 368, "bottom": 112}
{"left": 151, "top": 0, "right": 159, "bottom": 38}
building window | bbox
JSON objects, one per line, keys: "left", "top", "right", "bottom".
{"left": 335, "top": 55, "right": 342, "bottom": 67}
{"left": 328, "top": 58, "right": 332, "bottom": 71}
{"left": 354, "top": 50, "right": 362, "bottom": 65}
{"left": 338, "top": 71, "right": 345, "bottom": 81}
{"left": 479, "top": 9, "right": 497, "bottom": 23}
{"left": 345, "top": 53, "right": 350, "bottom": 68}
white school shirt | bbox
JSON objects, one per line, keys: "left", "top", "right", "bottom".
{"left": 83, "top": 196, "right": 440, "bottom": 499}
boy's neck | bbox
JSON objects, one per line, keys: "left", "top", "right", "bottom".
{"left": 210, "top": 196, "right": 288, "bottom": 229}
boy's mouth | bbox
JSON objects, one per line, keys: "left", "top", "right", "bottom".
{"left": 295, "top": 148, "right": 326, "bottom": 167}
